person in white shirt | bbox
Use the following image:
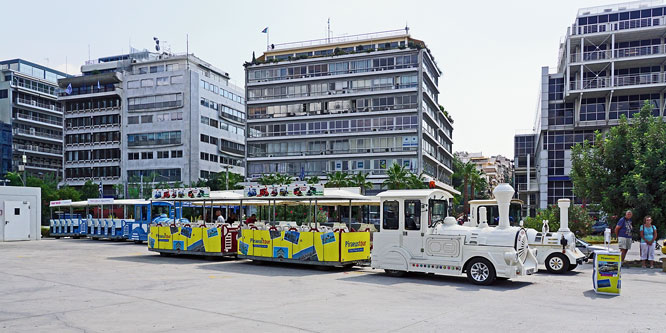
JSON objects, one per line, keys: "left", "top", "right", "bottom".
{"left": 216, "top": 210, "right": 225, "bottom": 223}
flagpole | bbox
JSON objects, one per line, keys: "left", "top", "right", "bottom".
{"left": 267, "top": 28, "right": 269, "bottom": 50}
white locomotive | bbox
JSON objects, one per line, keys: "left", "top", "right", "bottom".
{"left": 467, "top": 198, "right": 586, "bottom": 273}
{"left": 372, "top": 184, "right": 538, "bottom": 285}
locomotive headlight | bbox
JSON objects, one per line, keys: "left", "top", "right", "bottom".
{"left": 504, "top": 251, "right": 518, "bottom": 265}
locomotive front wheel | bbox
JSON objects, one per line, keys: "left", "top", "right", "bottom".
{"left": 545, "top": 253, "right": 569, "bottom": 274}
{"left": 466, "top": 258, "right": 496, "bottom": 285}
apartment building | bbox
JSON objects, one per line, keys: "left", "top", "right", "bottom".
{"left": 244, "top": 28, "right": 455, "bottom": 193}
{"left": 456, "top": 151, "right": 513, "bottom": 191}
{"left": 59, "top": 51, "right": 245, "bottom": 196}
{"left": 516, "top": 0, "right": 666, "bottom": 212}
{"left": 0, "top": 59, "right": 68, "bottom": 178}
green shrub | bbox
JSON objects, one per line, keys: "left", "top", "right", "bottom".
{"left": 41, "top": 226, "right": 51, "bottom": 238}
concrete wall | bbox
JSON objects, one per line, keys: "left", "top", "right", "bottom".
{"left": 0, "top": 186, "right": 41, "bottom": 241}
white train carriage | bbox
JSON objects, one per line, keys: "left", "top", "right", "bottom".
{"left": 372, "top": 184, "right": 538, "bottom": 285}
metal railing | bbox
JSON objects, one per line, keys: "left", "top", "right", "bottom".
{"left": 248, "top": 146, "right": 417, "bottom": 158}
{"left": 13, "top": 144, "right": 62, "bottom": 155}
{"left": 248, "top": 63, "right": 418, "bottom": 84}
{"left": 572, "top": 15, "right": 666, "bottom": 36}
{"left": 12, "top": 80, "right": 59, "bottom": 96}
{"left": 270, "top": 29, "right": 408, "bottom": 51}
{"left": 248, "top": 83, "right": 418, "bottom": 102}
{"left": 13, "top": 128, "right": 62, "bottom": 140}
{"left": 16, "top": 98, "right": 63, "bottom": 112}
{"left": 570, "top": 72, "right": 665, "bottom": 90}
{"left": 15, "top": 113, "right": 62, "bottom": 126}
{"left": 248, "top": 103, "right": 418, "bottom": 120}
{"left": 570, "top": 45, "right": 664, "bottom": 62}
{"left": 65, "top": 106, "right": 121, "bottom": 115}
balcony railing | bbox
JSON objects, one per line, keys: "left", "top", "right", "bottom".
{"left": 570, "top": 72, "right": 665, "bottom": 90}
{"left": 248, "top": 63, "right": 418, "bottom": 84}
{"left": 65, "top": 106, "right": 121, "bottom": 115}
{"left": 13, "top": 128, "right": 62, "bottom": 141}
{"left": 13, "top": 144, "right": 63, "bottom": 155}
{"left": 15, "top": 113, "right": 62, "bottom": 126}
{"left": 58, "top": 86, "right": 116, "bottom": 97}
{"left": 248, "top": 146, "right": 417, "bottom": 158}
{"left": 572, "top": 16, "right": 666, "bottom": 36}
{"left": 249, "top": 103, "right": 417, "bottom": 120}
{"left": 248, "top": 83, "right": 418, "bottom": 102}
{"left": 12, "top": 80, "right": 59, "bottom": 97}
{"left": 570, "top": 45, "right": 664, "bottom": 63}
{"left": 16, "top": 98, "right": 63, "bottom": 112}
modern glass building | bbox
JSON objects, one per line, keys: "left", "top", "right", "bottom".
{"left": 0, "top": 59, "right": 69, "bottom": 178}
{"left": 244, "top": 29, "right": 455, "bottom": 193}
{"left": 515, "top": 0, "right": 666, "bottom": 212}
{"left": 59, "top": 51, "right": 245, "bottom": 196}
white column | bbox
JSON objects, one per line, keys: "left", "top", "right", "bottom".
{"left": 493, "top": 183, "right": 514, "bottom": 229}
{"left": 558, "top": 199, "right": 571, "bottom": 232}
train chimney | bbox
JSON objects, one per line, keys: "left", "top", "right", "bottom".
{"left": 558, "top": 199, "right": 570, "bottom": 232}
{"left": 493, "top": 183, "right": 514, "bottom": 229}
{"left": 478, "top": 206, "right": 488, "bottom": 228}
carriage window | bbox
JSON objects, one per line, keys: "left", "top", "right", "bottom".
{"left": 429, "top": 199, "right": 447, "bottom": 227}
{"left": 382, "top": 201, "right": 399, "bottom": 230}
{"left": 404, "top": 200, "right": 420, "bottom": 230}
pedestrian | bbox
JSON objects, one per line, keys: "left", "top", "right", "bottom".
{"left": 639, "top": 216, "right": 658, "bottom": 268}
{"left": 615, "top": 210, "right": 633, "bottom": 264}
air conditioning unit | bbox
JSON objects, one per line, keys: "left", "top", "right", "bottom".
{"left": 30, "top": 128, "right": 35, "bottom": 135}
{"left": 31, "top": 100, "right": 37, "bottom": 106}
{"left": 268, "top": 154, "right": 273, "bottom": 157}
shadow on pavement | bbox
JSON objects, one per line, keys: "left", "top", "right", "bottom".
{"left": 198, "top": 260, "right": 358, "bottom": 277}
{"left": 339, "top": 271, "right": 533, "bottom": 291}
{"left": 582, "top": 289, "right": 618, "bottom": 299}
{"left": 106, "top": 253, "right": 228, "bottom": 264}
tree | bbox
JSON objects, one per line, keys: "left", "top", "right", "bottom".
{"left": 80, "top": 180, "right": 100, "bottom": 199}
{"left": 571, "top": 100, "right": 666, "bottom": 234}
{"left": 406, "top": 172, "right": 427, "bottom": 189}
{"left": 56, "top": 186, "right": 81, "bottom": 202}
{"left": 349, "top": 172, "right": 373, "bottom": 194}
{"left": 382, "top": 163, "right": 409, "bottom": 190}
{"left": 4, "top": 172, "right": 23, "bottom": 186}
{"left": 257, "top": 174, "right": 277, "bottom": 185}
{"left": 275, "top": 173, "right": 293, "bottom": 186}
{"left": 460, "top": 162, "right": 477, "bottom": 213}
{"left": 325, "top": 171, "right": 349, "bottom": 188}
{"left": 200, "top": 172, "right": 245, "bottom": 191}
{"left": 306, "top": 176, "right": 320, "bottom": 185}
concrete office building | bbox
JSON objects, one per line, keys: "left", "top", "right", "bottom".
{"left": 515, "top": 0, "right": 666, "bottom": 213}
{"left": 244, "top": 28, "right": 454, "bottom": 192}
{"left": 60, "top": 51, "right": 245, "bottom": 196}
{"left": 0, "top": 59, "right": 68, "bottom": 178}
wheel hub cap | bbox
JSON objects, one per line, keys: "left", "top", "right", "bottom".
{"left": 550, "top": 257, "right": 563, "bottom": 270}
{"left": 470, "top": 262, "right": 489, "bottom": 281}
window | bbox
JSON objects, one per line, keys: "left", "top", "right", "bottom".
{"left": 171, "top": 150, "right": 183, "bottom": 158}
{"left": 404, "top": 200, "right": 420, "bottom": 230}
{"left": 429, "top": 200, "right": 448, "bottom": 227}
{"left": 156, "top": 77, "right": 169, "bottom": 86}
{"left": 14, "top": 208, "right": 20, "bottom": 215}
{"left": 128, "top": 152, "right": 139, "bottom": 160}
{"left": 157, "top": 151, "right": 169, "bottom": 159}
{"left": 140, "top": 79, "right": 154, "bottom": 88}
{"left": 141, "top": 152, "right": 153, "bottom": 159}
{"left": 140, "top": 115, "right": 153, "bottom": 123}
{"left": 138, "top": 67, "right": 147, "bottom": 74}
{"left": 128, "top": 81, "right": 140, "bottom": 89}
{"left": 166, "top": 63, "right": 179, "bottom": 71}
{"left": 382, "top": 200, "right": 399, "bottom": 230}
{"left": 170, "top": 75, "right": 183, "bottom": 84}
{"left": 149, "top": 65, "right": 164, "bottom": 73}
{"left": 128, "top": 116, "right": 139, "bottom": 124}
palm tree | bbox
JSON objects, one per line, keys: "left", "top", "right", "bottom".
{"left": 306, "top": 176, "right": 320, "bottom": 185}
{"left": 325, "top": 171, "right": 349, "bottom": 188}
{"left": 257, "top": 173, "right": 277, "bottom": 185}
{"left": 383, "top": 163, "right": 409, "bottom": 190}
{"left": 406, "top": 172, "right": 427, "bottom": 189}
{"left": 460, "top": 163, "right": 477, "bottom": 213}
{"left": 275, "top": 173, "right": 293, "bottom": 185}
{"left": 349, "top": 172, "right": 373, "bottom": 194}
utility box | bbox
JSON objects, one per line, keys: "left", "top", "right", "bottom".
{"left": 0, "top": 186, "right": 41, "bottom": 241}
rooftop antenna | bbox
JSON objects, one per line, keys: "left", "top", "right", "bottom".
{"left": 327, "top": 18, "right": 331, "bottom": 43}
{"left": 153, "top": 37, "right": 161, "bottom": 52}
{"left": 405, "top": 22, "right": 410, "bottom": 34}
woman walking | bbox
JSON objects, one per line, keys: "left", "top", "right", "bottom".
{"left": 639, "top": 216, "right": 658, "bottom": 268}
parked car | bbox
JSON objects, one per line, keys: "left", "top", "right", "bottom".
{"left": 576, "top": 239, "right": 606, "bottom": 260}
{"left": 590, "top": 221, "right": 609, "bottom": 235}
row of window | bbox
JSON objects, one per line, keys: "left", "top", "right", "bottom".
{"left": 421, "top": 102, "right": 453, "bottom": 137}
{"left": 128, "top": 93, "right": 183, "bottom": 111}
{"left": 249, "top": 54, "right": 418, "bottom": 82}
{"left": 127, "top": 168, "right": 181, "bottom": 182}
{"left": 200, "top": 98, "right": 246, "bottom": 122}
{"left": 127, "top": 75, "right": 183, "bottom": 89}
{"left": 10, "top": 75, "right": 59, "bottom": 95}
{"left": 578, "top": 7, "right": 666, "bottom": 26}
{"left": 200, "top": 133, "right": 219, "bottom": 146}
{"left": 201, "top": 115, "right": 245, "bottom": 136}
{"left": 128, "top": 150, "right": 183, "bottom": 160}
{"left": 66, "top": 148, "right": 120, "bottom": 162}
{"left": 248, "top": 115, "right": 419, "bottom": 138}
{"left": 200, "top": 79, "right": 245, "bottom": 104}
{"left": 247, "top": 75, "right": 418, "bottom": 101}
{"left": 64, "top": 97, "right": 120, "bottom": 112}
{"left": 136, "top": 63, "right": 180, "bottom": 75}
{"left": 65, "top": 114, "right": 119, "bottom": 128}
{"left": 247, "top": 158, "right": 418, "bottom": 177}
{"left": 65, "top": 166, "right": 120, "bottom": 179}
{"left": 248, "top": 135, "right": 418, "bottom": 158}
{"left": 127, "top": 131, "right": 181, "bottom": 147}
{"left": 247, "top": 94, "right": 417, "bottom": 119}
{"left": 128, "top": 112, "right": 183, "bottom": 125}
{"left": 65, "top": 131, "right": 120, "bottom": 145}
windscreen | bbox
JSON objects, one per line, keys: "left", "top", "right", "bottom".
{"left": 429, "top": 199, "right": 448, "bottom": 227}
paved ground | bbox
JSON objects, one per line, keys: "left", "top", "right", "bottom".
{"left": 0, "top": 239, "right": 664, "bottom": 332}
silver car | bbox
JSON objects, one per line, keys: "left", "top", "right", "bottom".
{"left": 576, "top": 239, "right": 606, "bottom": 260}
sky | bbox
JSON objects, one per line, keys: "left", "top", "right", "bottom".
{"left": 1, "top": 0, "right": 616, "bottom": 157}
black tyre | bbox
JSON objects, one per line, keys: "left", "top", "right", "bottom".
{"left": 384, "top": 269, "right": 406, "bottom": 277}
{"left": 567, "top": 263, "right": 578, "bottom": 271}
{"left": 545, "top": 253, "right": 569, "bottom": 274}
{"left": 466, "top": 258, "right": 496, "bottom": 285}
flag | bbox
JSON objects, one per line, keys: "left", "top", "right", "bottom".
{"left": 261, "top": 27, "right": 268, "bottom": 33}
{"left": 97, "top": 80, "right": 101, "bottom": 90}
{"left": 65, "top": 83, "right": 72, "bottom": 95}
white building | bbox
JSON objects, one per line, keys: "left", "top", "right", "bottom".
{"left": 0, "top": 186, "right": 41, "bottom": 241}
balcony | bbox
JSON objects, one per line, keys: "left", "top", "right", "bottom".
{"left": 64, "top": 106, "right": 121, "bottom": 116}
{"left": 13, "top": 128, "right": 62, "bottom": 142}
{"left": 58, "top": 85, "right": 116, "bottom": 97}
{"left": 570, "top": 45, "right": 665, "bottom": 63}
{"left": 14, "top": 113, "right": 62, "bottom": 127}
{"left": 572, "top": 15, "right": 666, "bottom": 36}
{"left": 248, "top": 103, "right": 417, "bottom": 121}
{"left": 15, "top": 98, "right": 63, "bottom": 113}
{"left": 247, "top": 83, "right": 418, "bottom": 103}
{"left": 248, "top": 146, "right": 417, "bottom": 158}
{"left": 11, "top": 80, "right": 59, "bottom": 97}
{"left": 570, "top": 72, "right": 665, "bottom": 90}
{"left": 13, "top": 144, "right": 63, "bottom": 157}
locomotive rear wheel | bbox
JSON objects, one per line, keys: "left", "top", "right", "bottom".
{"left": 545, "top": 253, "right": 569, "bottom": 274}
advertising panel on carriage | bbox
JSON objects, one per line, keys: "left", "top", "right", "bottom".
{"left": 152, "top": 187, "right": 210, "bottom": 200}
{"left": 244, "top": 183, "right": 324, "bottom": 197}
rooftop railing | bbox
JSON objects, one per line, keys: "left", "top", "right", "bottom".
{"left": 570, "top": 45, "right": 664, "bottom": 62}
{"left": 269, "top": 29, "right": 408, "bottom": 51}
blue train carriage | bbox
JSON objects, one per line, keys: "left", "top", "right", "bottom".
{"left": 124, "top": 201, "right": 181, "bottom": 243}
{"left": 49, "top": 200, "right": 89, "bottom": 238}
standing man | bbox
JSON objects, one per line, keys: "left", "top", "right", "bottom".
{"left": 615, "top": 210, "right": 633, "bottom": 263}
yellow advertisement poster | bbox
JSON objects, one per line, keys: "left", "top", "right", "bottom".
{"left": 594, "top": 251, "right": 621, "bottom": 295}
{"left": 203, "top": 227, "right": 222, "bottom": 253}
{"left": 341, "top": 232, "right": 371, "bottom": 262}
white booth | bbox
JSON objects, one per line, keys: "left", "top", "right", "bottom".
{"left": 0, "top": 186, "right": 42, "bottom": 241}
